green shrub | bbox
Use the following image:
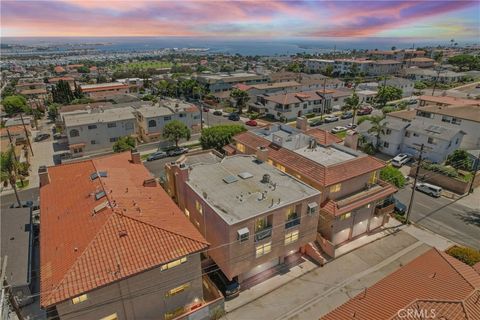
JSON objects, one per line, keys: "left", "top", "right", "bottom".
{"left": 446, "top": 246, "right": 480, "bottom": 266}
{"left": 380, "top": 165, "right": 406, "bottom": 188}
{"left": 362, "top": 142, "right": 377, "bottom": 155}
{"left": 422, "top": 162, "right": 459, "bottom": 178}
{"left": 200, "top": 124, "right": 246, "bottom": 151}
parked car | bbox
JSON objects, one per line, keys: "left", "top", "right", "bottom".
{"left": 324, "top": 115, "right": 339, "bottom": 123}
{"left": 391, "top": 154, "right": 411, "bottom": 167}
{"left": 228, "top": 113, "right": 240, "bottom": 121}
{"left": 415, "top": 183, "right": 442, "bottom": 198}
{"left": 202, "top": 107, "right": 209, "bottom": 112}
{"left": 246, "top": 120, "right": 257, "bottom": 126}
{"left": 309, "top": 118, "right": 324, "bottom": 127}
{"left": 341, "top": 111, "right": 353, "bottom": 119}
{"left": 346, "top": 123, "right": 357, "bottom": 129}
{"left": 393, "top": 197, "right": 407, "bottom": 215}
{"left": 357, "top": 107, "right": 372, "bottom": 115}
{"left": 331, "top": 126, "right": 347, "bottom": 133}
{"left": 213, "top": 110, "right": 223, "bottom": 116}
{"left": 408, "top": 99, "right": 418, "bottom": 105}
{"left": 146, "top": 151, "right": 168, "bottom": 161}
{"left": 167, "top": 147, "right": 189, "bottom": 157}
{"left": 205, "top": 265, "right": 240, "bottom": 300}
{"left": 10, "top": 200, "right": 34, "bottom": 209}
{"left": 34, "top": 133, "right": 50, "bottom": 142}
{"left": 53, "top": 132, "right": 63, "bottom": 140}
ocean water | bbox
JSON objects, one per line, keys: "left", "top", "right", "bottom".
{"left": 1, "top": 37, "right": 443, "bottom": 56}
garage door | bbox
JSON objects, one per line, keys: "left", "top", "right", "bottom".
{"left": 333, "top": 227, "right": 351, "bottom": 245}
{"left": 369, "top": 214, "right": 384, "bottom": 231}
{"left": 351, "top": 217, "right": 369, "bottom": 238}
{"left": 242, "top": 258, "right": 280, "bottom": 280}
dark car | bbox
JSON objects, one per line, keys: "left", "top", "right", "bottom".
{"left": 393, "top": 197, "right": 407, "bottom": 215}
{"left": 10, "top": 200, "right": 34, "bottom": 209}
{"left": 34, "top": 133, "right": 51, "bottom": 142}
{"left": 146, "top": 151, "right": 168, "bottom": 161}
{"left": 228, "top": 113, "right": 240, "bottom": 121}
{"left": 167, "top": 147, "right": 189, "bottom": 157}
{"left": 309, "top": 118, "right": 324, "bottom": 127}
{"left": 341, "top": 111, "right": 353, "bottom": 119}
{"left": 205, "top": 265, "right": 240, "bottom": 300}
{"left": 213, "top": 110, "right": 223, "bottom": 116}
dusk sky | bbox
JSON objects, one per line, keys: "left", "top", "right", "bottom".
{"left": 1, "top": 0, "right": 479, "bottom": 40}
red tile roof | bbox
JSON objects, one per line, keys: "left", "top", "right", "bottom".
{"left": 321, "top": 248, "right": 480, "bottom": 320}
{"left": 233, "top": 83, "right": 252, "bottom": 91}
{"left": 54, "top": 66, "right": 65, "bottom": 73}
{"left": 234, "top": 131, "right": 385, "bottom": 186}
{"left": 40, "top": 152, "right": 208, "bottom": 307}
{"left": 305, "top": 128, "right": 343, "bottom": 145}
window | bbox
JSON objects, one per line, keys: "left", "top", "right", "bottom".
{"left": 107, "top": 122, "right": 117, "bottom": 128}
{"left": 125, "top": 122, "right": 134, "bottom": 130}
{"left": 237, "top": 227, "right": 249, "bottom": 242}
{"left": 385, "top": 129, "right": 392, "bottom": 135}
{"left": 267, "top": 159, "right": 274, "bottom": 166}
{"left": 165, "top": 283, "right": 190, "bottom": 298}
{"left": 164, "top": 116, "right": 172, "bottom": 121}
{"left": 452, "top": 118, "right": 462, "bottom": 125}
{"left": 276, "top": 164, "right": 286, "bottom": 172}
{"left": 369, "top": 171, "right": 377, "bottom": 184}
{"left": 179, "top": 113, "right": 186, "bottom": 118}
{"left": 307, "top": 202, "right": 318, "bottom": 215}
{"left": 100, "top": 313, "right": 118, "bottom": 320}
{"left": 330, "top": 183, "right": 341, "bottom": 193}
{"left": 456, "top": 138, "right": 459, "bottom": 145}
{"left": 427, "top": 137, "right": 436, "bottom": 145}
{"left": 72, "top": 294, "right": 87, "bottom": 304}
{"left": 285, "top": 230, "right": 299, "bottom": 245}
{"left": 383, "top": 141, "right": 389, "bottom": 148}
{"left": 236, "top": 143, "right": 246, "bottom": 153}
{"left": 339, "top": 212, "right": 351, "bottom": 221}
{"left": 413, "top": 132, "right": 419, "bottom": 137}
{"left": 184, "top": 208, "right": 190, "bottom": 217}
{"left": 195, "top": 200, "right": 203, "bottom": 215}
{"left": 161, "top": 257, "right": 187, "bottom": 271}
{"left": 69, "top": 129, "right": 79, "bottom": 137}
{"left": 404, "top": 131, "right": 411, "bottom": 137}
{"left": 255, "top": 242, "right": 272, "bottom": 258}
{"left": 88, "top": 125, "right": 97, "bottom": 130}
{"left": 148, "top": 119, "right": 157, "bottom": 128}
{"left": 109, "top": 137, "right": 118, "bottom": 143}
{"left": 91, "top": 140, "right": 96, "bottom": 145}
{"left": 441, "top": 115, "right": 452, "bottom": 123}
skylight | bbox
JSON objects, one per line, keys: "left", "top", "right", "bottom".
{"left": 95, "top": 191, "right": 106, "bottom": 200}
{"left": 90, "top": 172, "right": 99, "bottom": 180}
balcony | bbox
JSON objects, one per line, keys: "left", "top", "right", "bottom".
{"left": 285, "top": 214, "right": 301, "bottom": 229}
{"left": 255, "top": 226, "right": 272, "bottom": 242}
{"left": 375, "top": 198, "right": 395, "bottom": 215}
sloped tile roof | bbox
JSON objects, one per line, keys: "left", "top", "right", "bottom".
{"left": 40, "top": 152, "right": 208, "bottom": 307}
{"left": 234, "top": 131, "right": 385, "bottom": 186}
{"left": 321, "top": 248, "right": 480, "bottom": 320}
{"left": 305, "top": 128, "right": 343, "bottom": 146}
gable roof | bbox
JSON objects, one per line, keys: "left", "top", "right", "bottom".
{"left": 322, "top": 248, "right": 480, "bottom": 320}
{"left": 40, "top": 152, "right": 208, "bottom": 307}
{"left": 233, "top": 131, "right": 384, "bottom": 186}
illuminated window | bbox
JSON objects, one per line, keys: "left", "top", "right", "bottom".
{"left": 165, "top": 307, "right": 185, "bottom": 320}
{"left": 165, "top": 283, "right": 190, "bottom": 298}
{"left": 100, "top": 314, "right": 118, "bottom": 320}
{"left": 161, "top": 257, "right": 187, "bottom": 271}
{"left": 295, "top": 174, "right": 302, "bottom": 179}
{"left": 236, "top": 143, "right": 246, "bottom": 153}
{"left": 369, "top": 171, "right": 377, "bottom": 184}
{"left": 285, "top": 230, "right": 299, "bottom": 245}
{"left": 276, "top": 164, "right": 286, "bottom": 172}
{"left": 72, "top": 294, "right": 88, "bottom": 304}
{"left": 184, "top": 208, "right": 190, "bottom": 217}
{"left": 195, "top": 200, "right": 203, "bottom": 215}
{"left": 330, "top": 183, "right": 341, "bottom": 193}
{"left": 339, "top": 212, "right": 351, "bottom": 221}
{"left": 256, "top": 242, "right": 272, "bottom": 258}
{"left": 267, "top": 159, "right": 274, "bottom": 165}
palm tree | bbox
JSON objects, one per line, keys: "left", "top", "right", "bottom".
{"left": 367, "top": 115, "right": 387, "bottom": 150}
{"left": 230, "top": 89, "right": 250, "bottom": 114}
{"left": 1, "top": 146, "right": 22, "bottom": 207}
{"left": 342, "top": 90, "right": 363, "bottom": 125}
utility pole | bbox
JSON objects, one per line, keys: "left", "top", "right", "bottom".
{"left": 405, "top": 144, "right": 424, "bottom": 224}
{"left": 19, "top": 113, "right": 34, "bottom": 156}
{"left": 322, "top": 77, "right": 327, "bottom": 118}
{"left": 431, "top": 68, "right": 442, "bottom": 96}
{"left": 468, "top": 153, "right": 480, "bottom": 194}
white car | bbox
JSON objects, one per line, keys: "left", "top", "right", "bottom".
{"left": 346, "top": 123, "right": 357, "bottom": 129}
{"left": 391, "top": 154, "right": 411, "bottom": 167}
{"left": 331, "top": 126, "right": 347, "bottom": 133}
{"left": 324, "top": 115, "right": 339, "bottom": 123}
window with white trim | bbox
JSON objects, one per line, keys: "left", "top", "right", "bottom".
{"left": 255, "top": 242, "right": 272, "bottom": 258}
{"left": 285, "top": 230, "right": 299, "bottom": 245}
{"left": 72, "top": 294, "right": 88, "bottom": 304}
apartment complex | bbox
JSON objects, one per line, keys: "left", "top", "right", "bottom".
{"left": 166, "top": 153, "right": 320, "bottom": 282}
{"left": 358, "top": 77, "right": 415, "bottom": 97}
{"left": 80, "top": 82, "right": 130, "bottom": 100}
{"left": 39, "top": 152, "right": 221, "bottom": 320}
{"left": 305, "top": 59, "right": 402, "bottom": 76}
{"left": 62, "top": 106, "right": 136, "bottom": 156}
{"left": 403, "top": 67, "right": 466, "bottom": 83}
{"left": 135, "top": 98, "right": 201, "bottom": 142}
{"left": 195, "top": 72, "right": 269, "bottom": 93}
{"left": 367, "top": 49, "right": 426, "bottom": 61}
{"left": 226, "top": 124, "right": 396, "bottom": 257}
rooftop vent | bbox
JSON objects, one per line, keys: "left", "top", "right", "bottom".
{"left": 223, "top": 175, "right": 238, "bottom": 184}
{"left": 238, "top": 172, "right": 253, "bottom": 179}
{"left": 90, "top": 172, "right": 99, "bottom": 180}
{"left": 95, "top": 190, "right": 106, "bottom": 200}
{"left": 92, "top": 201, "right": 109, "bottom": 214}
{"left": 99, "top": 171, "right": 108, "bottom": 177}
{"left": 261, "top": 174, "right": 271, "bottom": 184}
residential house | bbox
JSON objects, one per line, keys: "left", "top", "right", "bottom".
{"left": 268, "top": 71, "right": 299, "bottom": 83}
{"left": 195, "top": 72, "right": 269, "bottom": 93}
{"left": 322, "top": 248, "right": 480, "bottom": 319}
{"left": 406, "top": 57, "right": 435, "bottom": 68}
{"left": 404, "top": 67, "right": 466, "bottom": 83}
{"left": 62, "top": 106, "right": 137, "bottom": 156}
{"left": 226, "top": 124, "right": 397, "bottom": 258}
{"left": 39, "top": 152, "right": 220, "bottom": 320}
{"left": 135, "top": 98, "right": 201, "bottom": 142}
{"left": 80, "top": 82, "right": 130, "bottom": 100}
{"left": 367, "top": 49, "right": 426, "bottom": 61}
{"left": 305, "top": 59, "right": 402, "bottom": 76}
{"left": 359, "top": 77, "right": 415, "bottom": 97}
{"left": 166, "top": 153, "right": 321, "bottom": 282}
{"left": 418, "top": 95, "right": 479, "bottom": 107}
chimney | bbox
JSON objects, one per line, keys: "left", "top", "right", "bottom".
{"left": 39, "top": 165, "right": 50, "bottom": 187}
{"left": 131, "top": 149, "right": 141, "bottom": 164}
{"left": 143, "top": 178, "right": 158, "bottom": 187}
{"left": 256, "top": 146, "right": 269, "bottom": 163}
{"left": 296, "top": 117, "right": 308, "bottom": 131}
{"left": 344, "top": 130, "right": 359, "bottom": 150}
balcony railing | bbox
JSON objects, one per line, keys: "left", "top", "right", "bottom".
{"left": 255, "top": 226, "right": 272, "bottom": 242}
{"left": 285, "top": 214, "right": 301, "bottom": 229}
{"left": 375, "top": 199, "right": 395, "bottom": 215}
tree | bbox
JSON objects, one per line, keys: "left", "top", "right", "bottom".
{"left": 322, "top": 65, "right": 334, "bottom": 77}
{"left": 200, "top": 124, "right": 246, "bottom": 151}
{"left": 47, "top": 103, "right": 60, "bottom": 121}
{"left": 367, "top": 115, "right": 387, "bottom": 149}
{"left": 0, "top": 146, "right": 22, "bottom": 207}
{"left": 163, "top": 120, "right": 191, "bottom": 147}
{"left": 286, "top": 61, "right": 304, "bottom": 73}
{"left": 447, "top": 54, "right": 480, "bottom": 71}
{"left": 77, "top": 66, "right": 90, "bottom": 73}
{"left": 112, "top": 136, "right": 136, "bottom": 153}
{"left": 432, "top": 51, "right": 443, "bottom": 63}
{"left": 52, "top": 80, "right": 74, "bottom": 104}
{"left": 343, "top": 91, "right": 361, "bottom": 124}
{"left": 446, "top": 149, "right": 472, "bottom": 171}
{"left": 230, "top": 88, "right": 250, "bottom": 114}
{"left": 414, "top": 81, "right": 427, "bottom": 90}
{"left": 380, "top": 165, "right": 406, "bottom": 188}
{"left": 2, "top": 95, "right": 28, "bottom": 115}
{"left": 375, "top": 85, "right": 403, "bottom": 108}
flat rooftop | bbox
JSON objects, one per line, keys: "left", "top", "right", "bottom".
{"left": 187, "top": 155, "right": 320, "bottom": 225}
{"left": 294, "top": 144, "right": 356, "bottom": 166}
{"left": 63, "top": 106, "right": 135, "bottom": 127}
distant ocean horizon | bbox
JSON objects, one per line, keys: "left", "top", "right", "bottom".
{"left": 1, "top": 36, "right": 470, "bottom": 56}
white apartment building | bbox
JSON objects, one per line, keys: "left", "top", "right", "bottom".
{"left": 403, "top": 67, "right": 466, "bottom": 83}
{"left": 135, "top": 98, "right": 201, "bottom": 142}
{"left": 195, "top": 72, "right": 269, "bottom": 93}
{"left": 63, "top": 107, "right": 137, "bottom": 156}
{"left": 305, "top": 59, "right": 402, "bottom": 76}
